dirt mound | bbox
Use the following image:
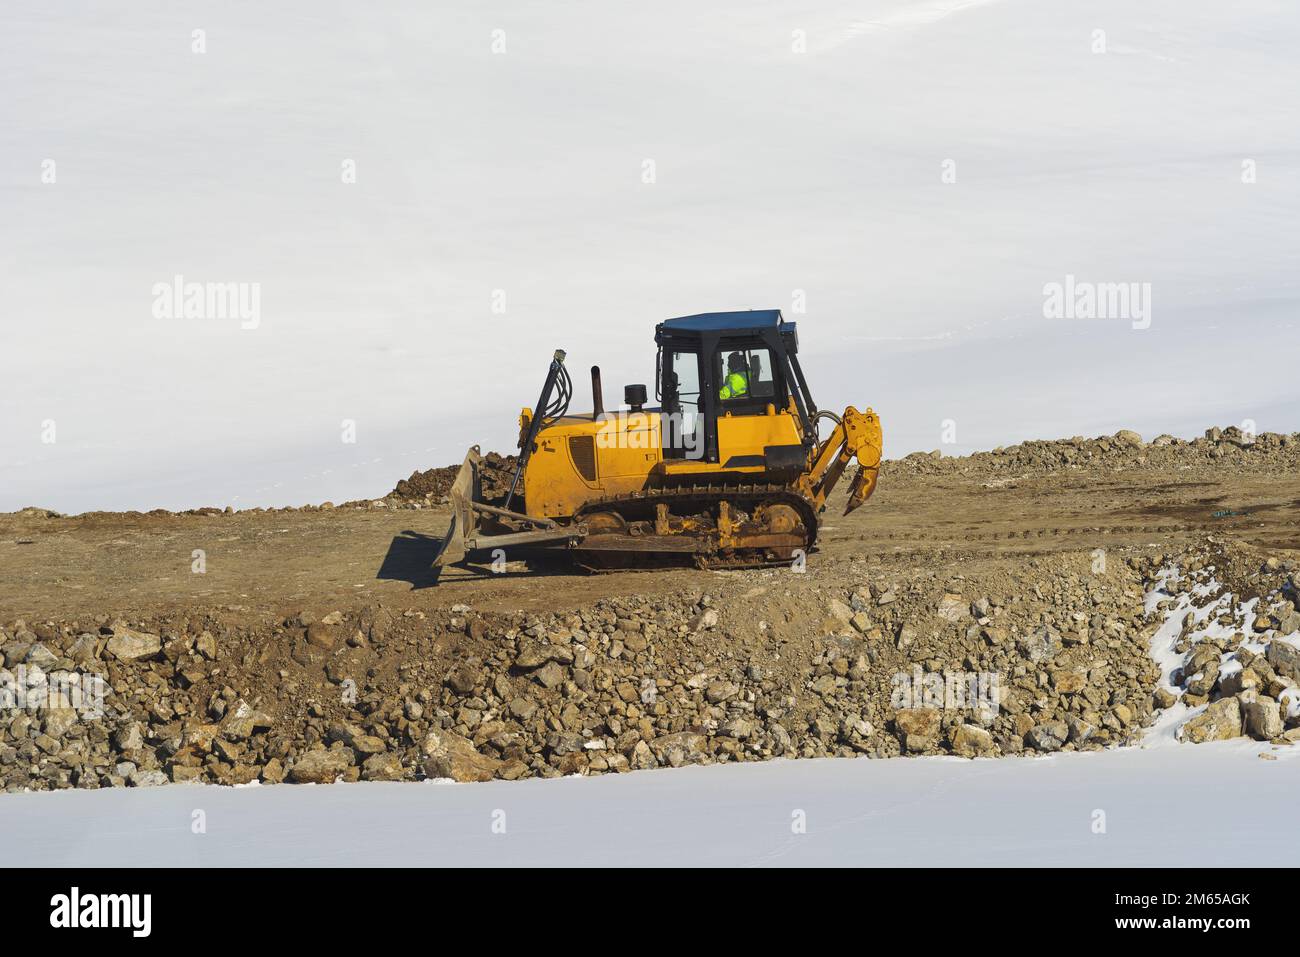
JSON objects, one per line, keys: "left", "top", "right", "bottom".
{"left": 5, "top": 542, "right": 1248, "bottom": 791}
{"left": 887, "top": 426, "right": 1300, "bottom": 478}
{"left": 391, "top": 451, "right": 519, "bottom": 504}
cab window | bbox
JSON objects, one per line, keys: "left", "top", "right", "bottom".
{"left": 663, "top": 350, "right": 701, "bottom": 457}
{"left": 717, "top": 347, "right": 774, "bottom": 402}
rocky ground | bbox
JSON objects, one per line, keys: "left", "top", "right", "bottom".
{"left": 1148, "top": 541, "right": 1300, "bottom": 746}
{"left": 888, "top": 425, "right": 1300, "bottom": 478}
{"left": 0, "top": 426, "right": 1297, "bottom": 791}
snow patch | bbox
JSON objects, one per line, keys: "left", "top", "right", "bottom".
{"left": 1141, "top": 563, "right": 1287, "bottom": 747}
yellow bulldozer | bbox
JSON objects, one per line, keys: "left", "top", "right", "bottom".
{"left": 435, "top": 309, "right": 882, "bottom": 571}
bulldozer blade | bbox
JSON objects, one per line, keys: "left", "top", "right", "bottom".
{"left": 433, "top": 446, "right": 482, "bottom": 568}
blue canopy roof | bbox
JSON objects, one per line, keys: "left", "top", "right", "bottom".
{"left": 660, "top": 309, "right": 784, "bottom": 333}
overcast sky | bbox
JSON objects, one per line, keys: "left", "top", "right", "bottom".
{"left": 3, "top": 0, "right": 1297, "bottom": 513}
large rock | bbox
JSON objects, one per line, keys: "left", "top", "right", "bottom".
{"left": 626, "top": 738, "right": 657, "bottom": 770}
{"left": 112, "top": 722, "right": 144, "bottom": 752}
{"left": 693, "top": 608, "right": 719, "bottom": 631}
{"left": 827, "top": 599, "right": 854, "bottom": 626}
{"left": 532, "top": 661, "right": 566, "bottom": 690}
{"left": 43, "top": 707, "right": 79, "bottom": 738}
{"left": 719, "top": 717, "right": 757, "bottom": 740}
{"left": 1025, "top": 720, "right": 1068, "bottom": 752}
{"left": 66, "top": 634, "right": 100, "bottom": 664}
{"left": 649, "top": 732, "right": 709, "bottom": 767}
{"left": 1017, "top": 626, "right": 1061, "bottom": 664}
{"left": 507, "top": 697, "right": 537, "bottom": 721}
{"left": 445, "top": 660, "right": 481, "bottom": 695}
{"left": 349, "top": 733, "right": 387, "bottom": 756}
{"left": 422, "top": 729, "right": 501, "bottom": 782}
{"left": 1217, "top": 668, "right": 1260, "bottom": 697}
{"left": 1185, "top": 662, "right": 1219, "bottom": 697}
{"left": 218, "top": 700, "right": 272, "bottom": 740}
{"left": 706, "top": 679, "right": 739, "bottom": 704}
{"left": 894, "top": 708, "right": 941, "bottom": 751}
{"left": 26, "top": 643, "right": 59, "bottom": 668}
{"left": 170, "top": 765, "right": 206, "bottom": 784}
{"left": 289, "top": 748, "right": 353, "bottom": 784}
{"left": 1241, "top": 697, "right": 1283, "bottom": 740}
{"left": 361, "top": 752, "right": 407, "bottom": 781}
{"left": 1051, "top": 670, "right": 1086, "bottom": 694}
{"left": 937, "top": 594, "right": 968, "bottom": 623}
{"left": 131, "top": 769, "right": 169, "bottom": 788}
{"left": 0, "top": 641, "right": 32, "bottom": 667}
{"left": 1066, "top": 715, "right": 1097, "bottom": 744}
{"left": 1179, "top": 696, "right": 1242, "bottom": 743}
{"left": 1266, "top": 640, "right": 1300, "bottom": 681}
{"left": 515, "top": 643, "right": 573, "bottom": 669}
{"left": 195, "top": 631, "right": 218, "bottom": 660}
{"left": 105, "top": 624, "right": 162, "bottom": 661}
{"left": 304, "top": 622, "right": 336, "bottom": 649}
{"left": 950, "top": 723, "right": 994, "bottom": 757}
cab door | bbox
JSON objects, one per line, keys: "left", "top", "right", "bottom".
{"left": 712, "top": 344, "right": 799, "bottom": 467}
{"left": 661, "top": 348, "right": 705, "bottom": 461}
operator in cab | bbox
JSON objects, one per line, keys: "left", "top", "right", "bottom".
{"left": 719, "top": 351, "right": 749, "bottom": 400}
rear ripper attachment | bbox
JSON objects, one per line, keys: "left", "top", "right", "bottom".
{"left": 433, "top": 310, "right": 883, "bottom": 573}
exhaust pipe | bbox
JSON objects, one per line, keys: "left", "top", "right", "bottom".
{"left": 591, "top": 365, "right": 605, "bottom": 420}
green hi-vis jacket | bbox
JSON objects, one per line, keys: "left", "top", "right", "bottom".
{"left": 719, "top": 371, "right": 749, "bottom": 400}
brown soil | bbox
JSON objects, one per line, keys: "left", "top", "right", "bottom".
{"left": 1, "top": 459, "right": 1297, "bottom": 623}
{"left": 3, "top": 429, "right": 1298, "bottom": 791}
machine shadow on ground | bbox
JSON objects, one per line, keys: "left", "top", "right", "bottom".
{"left": 375, "top": 531, "right": 447, "bottom": 589}
{"left": 376, "top": 530, "right": 583, "bottom": 589}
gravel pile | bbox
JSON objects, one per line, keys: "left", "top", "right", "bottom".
{"left": 390, "top": 452, "right": 519, "bottom": 505}
{"left": 887, "top": 426, "right": 1300, "bottom": 478}
{"left": 0, "top": 546, "right": 1183, "bottom": 790}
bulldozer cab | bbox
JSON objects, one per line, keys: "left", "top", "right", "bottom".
{"left": 655, "top": 310, "right": 816, "bottom": 464}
